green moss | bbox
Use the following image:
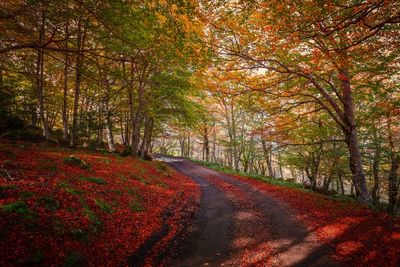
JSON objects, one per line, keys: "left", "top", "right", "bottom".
{"left": 63, "top": 156, "right": 90, "bottom": 170}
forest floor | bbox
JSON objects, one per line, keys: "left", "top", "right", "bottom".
{"left": 0, "top": 140, "right": 200, "bottom": 266}
{"left": 164, "top": 157, "right": 400, "bottom": 267}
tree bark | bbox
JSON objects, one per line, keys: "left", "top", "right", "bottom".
{"left": 340, "top": 69, "right": 370, "bottom": 203}
{"left": 140, "top": 117, "right": 154, "bottom": 159}
{"left": 261, "top": 139, "right": 274, "bottom": 178}
{"left": 62, "top": 21, "right": 69, "bottom": 142}
{"left": 104, "top": 98, "right": 115, "bottom": 153}
{"left": 371, "top": 129, "right": 381, "bottom": 204}
{"left": 36, "top": 7, "right": 50, "bottom": 141}
{"left": 387, "top": 116, "right": 399, "bottom": 212}
{"left": 70, "top": 18, "right": 85, "bottom": 147}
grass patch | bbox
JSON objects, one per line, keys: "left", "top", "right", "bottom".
{"left": 20, "top": 191, "right": 35, "bottom": 198}
{"left": 127, "top": 188, "right": 142, "bottom": 200}
{"left": 58, "top": 182, "right": 83, "bottom": 196}
{"left": 79, "top": 176, "right": 106, "bottom": 185}
{"left": 155, "top": 162, "right": 171, "bottom": 177}
{"left": 130, "top": 175, "right": 149, "bottom": 185}
{"left": 98, "top": 158, "right": 111, "bottom": 164}
{"left": 94, "top": 199, "right": 114, "bottom": 214}
{"left": 129, "top": 200, "right": 144, "bottom": 212}
{"left": 64, "top": 250, "right": 85, "bottom": 267}
{"left": 38, "top": 159, "right": 59, "bottom": 174}
{"left": 82, "top": 205, "right": 101, "bottom": 225}
{"left": 157, "top": 181, "right": 168, "bottom": 188}
{"left": 0, "top": 184, "right": 17, "bottom": 198}
{"left": 69, "top": 228, "right": 88, "bottom": 242}
{"left": 37, "top": 195, "right": 60, "bottom": 211}
{"left": 192, "top": 159, "right": 305, "bottom": 190}
{"left": 63, "top": 155, "right": 90, "bottom": 170}
{"left": 0, "top": 199, "right": 37, "bottom": 220}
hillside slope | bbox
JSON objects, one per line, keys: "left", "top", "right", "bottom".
{"left": 0, "top": 140, "right": 200, "bottom": 266}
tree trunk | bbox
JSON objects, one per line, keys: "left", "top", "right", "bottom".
{"left": 105, "top": 101, "right": 115, "bottom": 153}
{"left": 387, "top": 116, "right": 399, "bottom": 212}
{"left": 140, "top": 117, "right": 154, "bottom": 159}
{"left": 70, "top": 18, "right": 85, "bottom": 147}
{"left": 204, "top": 132, "right": 210, "bottom": 162}
{"left": 130, "top": 61, "right": 146, "bottom": 157}
{"left": 62, "top": 22, "right": 69, "bottom": 142}
{"left": 340, "top": 69, "right": 370, "bottom": 203}
{"left": 371, "top": 130, "right": 381, "bottom": 204}
{"left": 36, "top": 8, "right": 50, "bottom": 141}
{"left": 261, "top": 139, "right": 274, "bottom": 178}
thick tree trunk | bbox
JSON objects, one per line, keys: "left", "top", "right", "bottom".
{"left": 338, "top": 172, "right": 345, "bottom": 195}
{"left": 62, "top": 22, "right": 69, "bottom": 142}
{"left": 387, "top": 116, "right": 399, "bottom": 212}
{"left": 130, "top": 60, "right": 146, "bottom": 157}
{"left": 387, "top": 155, "right": 400, "bottom": 212}
{"left": 70, "top": 19, "right": 85, "bottom": 147}
{"left": 340, "top": 69, "right": 370, "bottom": 203}
{"left": 261, "top": 139, "right": 274, "bottom": 178}
{"left": 140, "top": 117, "right": 154, "bottom": 159}
{"left": 131, "top": 116, "right": 141, "bottom": 157}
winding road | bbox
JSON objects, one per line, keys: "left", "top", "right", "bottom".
{"left": 162, "top": 157, "right": 335, "bottom": 267}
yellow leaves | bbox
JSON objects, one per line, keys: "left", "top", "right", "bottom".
{"left": 179, "top": 14, "right": 190, "bottom": 32}
{"left": 156, "top": 12, "right": 167, "bottom": 25}
{"left": 170, "top": 4, "right": 178, "bottom": 16}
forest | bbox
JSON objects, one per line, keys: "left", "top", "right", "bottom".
{"left": 0, "top": 0, "right": 400, "bottom": 266}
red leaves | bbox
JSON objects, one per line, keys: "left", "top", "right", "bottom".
{"left": 232, "top": 174, "right": 400, "bottom": 266}
{"left": 0, "top": 141, "right": 200, "bottom": 266}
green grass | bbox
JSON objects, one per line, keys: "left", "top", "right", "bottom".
{"left": 58, "top": 182, "right": 83, "bottom": 196}
{"left": 192, "top": 159, "right": 304, "bottom": 189}
{"left": 94, "top": 199, "right": 114, "bottom": 214}
{"left": 155, "top": 162, "right": 172, "bottom": 177}
{"left": 0, "top": 184, "right": 17, "bottom": 198}
{"left": 129, "top": 200, "right": 144, "bottom": 212}
{"left": 79, "top": 176, "right": 106, "bottom": 185}
{"left": 0, "top": 199, "right": 37, "bottom": 220}
{"left": 64, "top": 250, "right": 85, "bottom": 267}
{"left": 37, "top": 195, "right": 60, "bottom": 211}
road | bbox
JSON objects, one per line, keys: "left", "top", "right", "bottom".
{"left": 161, "top": 157, "right": 335, "bottom": 267}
